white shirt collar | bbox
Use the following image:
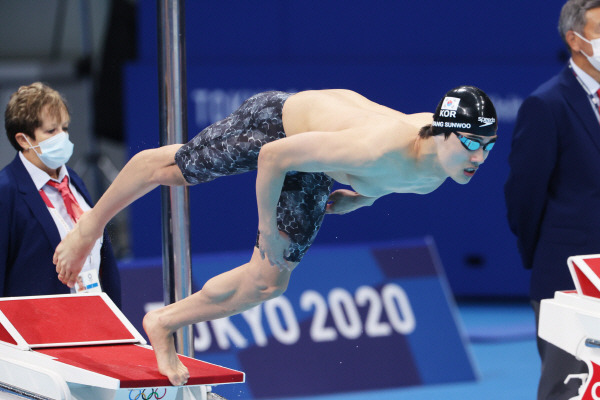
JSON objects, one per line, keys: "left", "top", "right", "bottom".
{"left": 570, "top": 58, "right": 600, "bottom": 95}
{"left": 19, "top": 151, "right": 69, "bottom": 190}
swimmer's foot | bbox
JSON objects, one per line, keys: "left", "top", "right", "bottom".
{"left": 53, "top": 211, "right": 102, "bottom": 287}
{"left": 143, "top": 310, "right": 190, "bottom": 386}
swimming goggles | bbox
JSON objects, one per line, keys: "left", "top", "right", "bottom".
{"left": 453, "top": 132, "right": 495, "bottom": 151}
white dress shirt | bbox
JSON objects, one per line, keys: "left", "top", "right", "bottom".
{"left": 19, "top": 152, "right": 102, "bottom": 291}
{"left": 570, "top": 58, "right": 600, "bottom": 123}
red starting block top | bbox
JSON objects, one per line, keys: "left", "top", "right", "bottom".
{"left": 0, "top": 294, "right": 245, "bottom": 388}
{"left": 37, "top": 344, "right": 244, "bottom": 388}
{"left": 0, "top": 293, "right": 141, "bottom": 349}
{"left": 569, "top": 256, "right": 600, "bottom": 299}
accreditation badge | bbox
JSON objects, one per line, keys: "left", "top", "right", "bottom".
{"left": 74, "top": 268, "right": 102, "bottom": 294}
{"left": 72, "top": 235, "right": 104, "bottom": 294}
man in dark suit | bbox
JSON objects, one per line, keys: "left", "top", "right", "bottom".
{"left": 505, "top": 1, "right": 600, "bottom": 398}
{"left": 0, "top": 82, "right": 121, "bottom": 307}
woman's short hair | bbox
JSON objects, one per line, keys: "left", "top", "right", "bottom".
{"left": 4, "top": 82, "right": 69, "bottom": 151}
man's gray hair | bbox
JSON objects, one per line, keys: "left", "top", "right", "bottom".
{"left": 559, "top": 0, "right": 600, "bottom": 46}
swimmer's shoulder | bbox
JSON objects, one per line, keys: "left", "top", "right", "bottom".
{"left": 400, "top": 112, "right": 434, "bottom": 128}
{"left": 291, "top": 89, "right": 366, "bottom": 104}
{"left": 291, "top": 89, "right": 402, "bottom": 115}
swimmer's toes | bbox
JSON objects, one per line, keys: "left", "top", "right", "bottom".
{"left": 168, "top": 373, "right": 185, "bottom": 386}
{"left": 168, "top": 363, "right": 190, "bottom": 386}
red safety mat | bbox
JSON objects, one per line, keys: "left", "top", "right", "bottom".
{"left": 0, "top": 322, "right": 17, "bottom": 345}
{"left": 580, "top": 257, "right": 600, "bottom": 298}
{"left": 0, "top": 296, "right": 134, "bottom": 346}
{"left": 37, "top": 344, "right": 244, "bottom": 388}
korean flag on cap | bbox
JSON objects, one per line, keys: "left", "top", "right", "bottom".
{"left": 441, "top": 97, "right": 460, "bottom": 111}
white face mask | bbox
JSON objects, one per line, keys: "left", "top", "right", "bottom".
{"left": 575, "top": 31, "right": 600, "bottom": 71}
{"left": 24, "top": 131, "right": 74, "bottom": 169}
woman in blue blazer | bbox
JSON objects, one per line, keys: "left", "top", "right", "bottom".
{"left": 0, "top": 82, "right": 121, "bottom": 307}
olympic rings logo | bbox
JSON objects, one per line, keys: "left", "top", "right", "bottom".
{"left": 129, "top": 388, "right": 167, "bottom": 400}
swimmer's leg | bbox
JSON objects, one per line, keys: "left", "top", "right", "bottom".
{"left": 143, "top": 246, "right": 298, "bottom": 386}
{"left": 174, "top": 91, "right": 289, "bottom": 184}
{"left": 55, "top": 144, "right": 187, "bottom": 287}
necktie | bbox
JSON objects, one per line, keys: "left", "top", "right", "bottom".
{"left": 596, "top": 89, "right": 600, "bottom": 117}
{"left": 46, "top": 176, "right": 84, "bottom": 223}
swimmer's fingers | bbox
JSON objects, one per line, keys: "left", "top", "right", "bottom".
{"left": 327, "top": 190, "right": 343, "bottom": 201}
{"left": 274, "top": 240, "right": 294, "bottom": 272}
{"left": 270, "top": 258, "right": 287, "bottom": 272}
{"left": 325, "top": 202, "right": 337, "bottom": 214}
{"left": 263, "top": 251, "right": 289, "bottom": 272}
{"left": 281, "top": 249, "right": 293, "bottom": 272}
{"left": 281, "top": 260, "right": 293, "bottom": 272}
{"left": 258, "top": 244, "right": 282, "bottom": 269}
{"left": 325, "top": 191, "right": 340, "bottom": 214}
{"left": 268, "top": 253, "right": 287, "bottom": 272}
{"left": 258, "top": 230, "right": 292, "bottom": 271}
{"left": 325, "top": 189, "right": 354, "bottom": 214}
{"left": 259, "top": 247, "right": 266, "bottom": 260}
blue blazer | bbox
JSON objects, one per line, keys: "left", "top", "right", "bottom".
{"left": 505, "top": 65, "right": 600, "bottom": 302}
{"left": 0, "top": 155, "right": 121, "bottom": 307}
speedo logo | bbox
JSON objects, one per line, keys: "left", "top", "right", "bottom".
{"left": 478, "top": 117, "right": 496, "bottom": 127}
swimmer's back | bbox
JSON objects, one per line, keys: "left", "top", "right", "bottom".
{"left": 282, "top": 89, "right": 404, "bottom": 136}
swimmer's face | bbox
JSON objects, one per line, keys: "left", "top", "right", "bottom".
{"left": 436, "top": 131, "right": 496, "bottom": 184}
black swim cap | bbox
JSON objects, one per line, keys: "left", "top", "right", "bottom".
{"left": 431, "top": 86, "right": 497, "bottom": 137}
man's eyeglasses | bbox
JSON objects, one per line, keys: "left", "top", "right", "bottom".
{"left": 453, "top": 132, "right": 495, "bottom": 152}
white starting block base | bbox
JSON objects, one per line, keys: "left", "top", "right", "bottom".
{"left": 539, "top": 290, "right": 598, "bottom": 356}
{"left": 0, "top": 344, "right": 222, "bottom": 400}
{"left": 540, "top": 255, "right": 600, "bottom": 399}
{"left": 0, "top": 294, "right": 244, "bottom": 400}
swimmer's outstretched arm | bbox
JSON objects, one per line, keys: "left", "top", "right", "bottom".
{"left": 54, "top": 144, "right": 187, "bottom": 287}
{"left": 256, "top": 129, "right": 379, "bottom": 269}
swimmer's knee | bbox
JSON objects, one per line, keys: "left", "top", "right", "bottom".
{"left": 151, "top": 164, "right": 188, "bottom": 186}
{"left": 134, "top": 145, "right": 179, "bottom": 167}
{"left": 141, "top": 145, "right": 187, "bottom": 186}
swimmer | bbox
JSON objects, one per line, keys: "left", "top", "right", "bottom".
{"left": 53, "top": 86, "right": 497, "bottom": 386}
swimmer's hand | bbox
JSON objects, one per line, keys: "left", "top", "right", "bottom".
{"left": 53, "top": 211, "right": 103, "bottom": 288}
{"left": 258, "top": 229, "right": 292, "bottom": 272}
{"left": 326, "top": 189, "right": 377, "bottom": 214}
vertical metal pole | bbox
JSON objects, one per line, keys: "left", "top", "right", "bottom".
{"left": 157, "top": 0, "right": 193, "bottom": 357}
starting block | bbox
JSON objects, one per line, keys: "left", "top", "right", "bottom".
{"left": 540, "top": 255, "right": 600, "bottom": 400}
{"left": 0, "top": 293, "right": 244, "bottom": 400}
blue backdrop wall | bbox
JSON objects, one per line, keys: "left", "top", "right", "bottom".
{"left": 123, "top": 0, "right": 568, "bottom": 297}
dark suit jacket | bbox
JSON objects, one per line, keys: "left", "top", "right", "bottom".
{"left": 0, "top": 155, "right": 121, "bottom": 307}
{"left": 505, "top": 65, "right": 600, "bottom": 302}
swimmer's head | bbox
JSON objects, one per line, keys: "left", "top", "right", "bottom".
{"left": 420, "top": 85, "right": 498, "bottom": 139}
